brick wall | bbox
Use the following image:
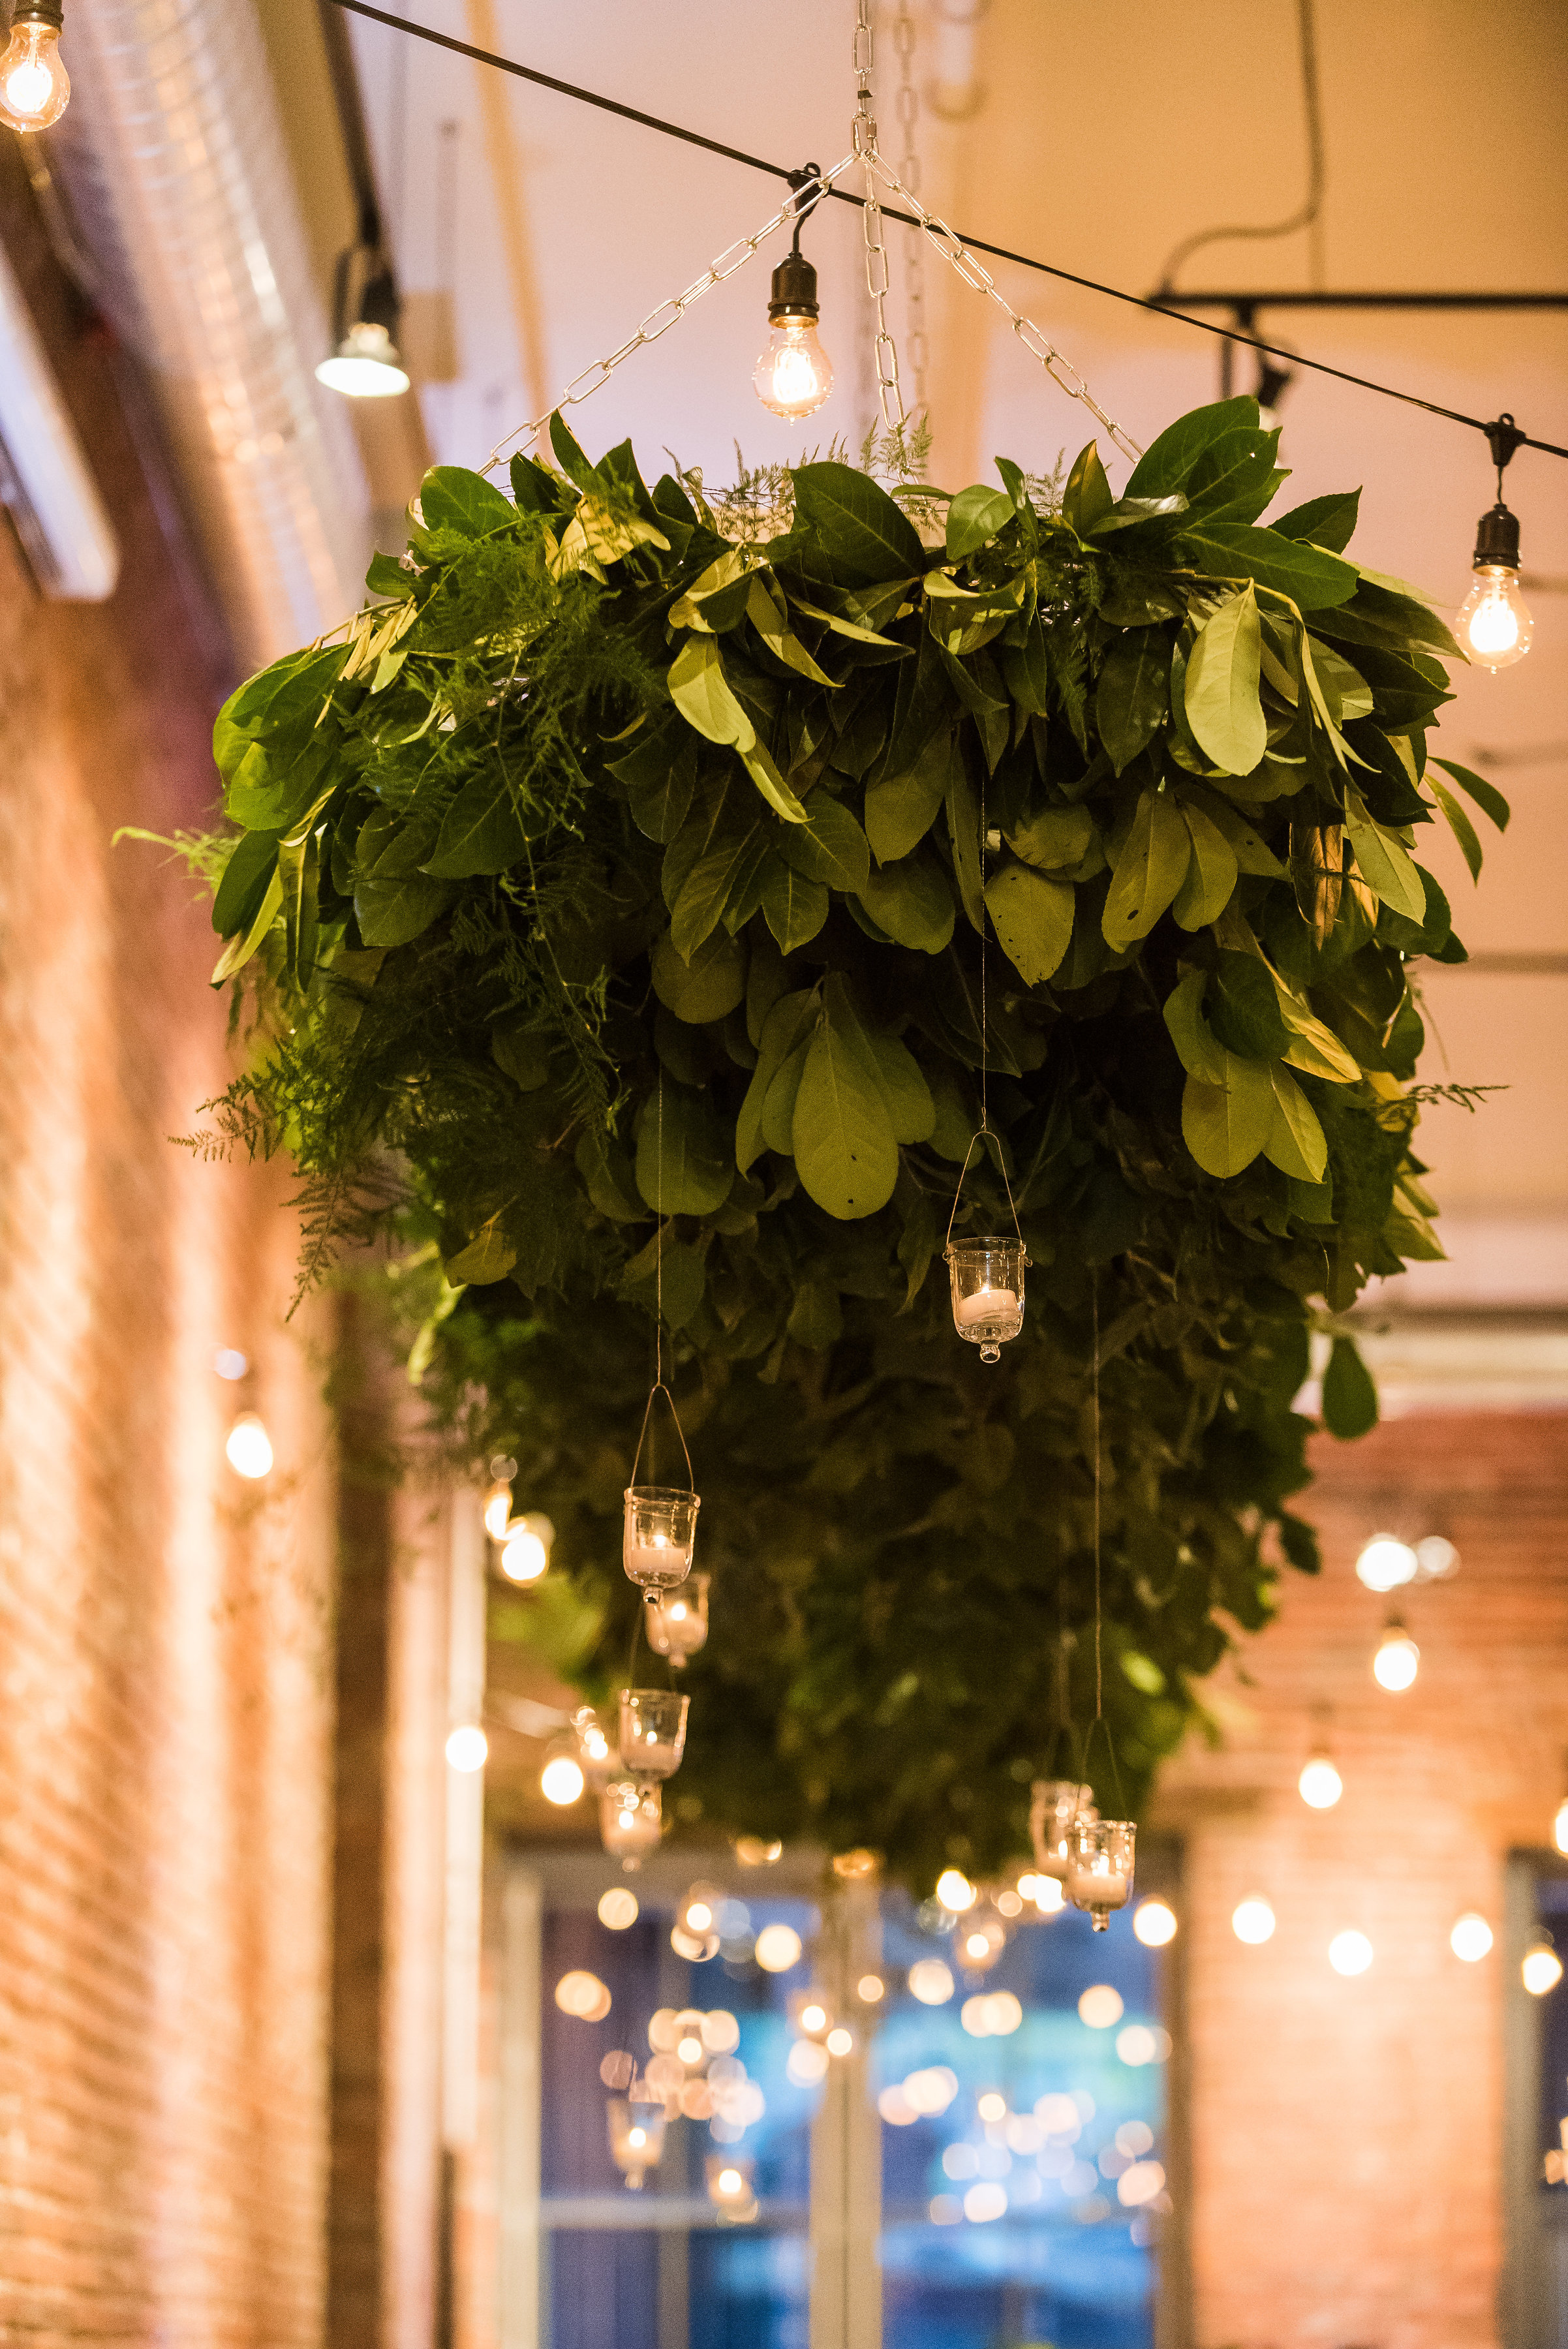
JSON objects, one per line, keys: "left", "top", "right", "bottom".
{"left": 0, "top": 159, "right": 339, "bottom": 2344}
{"left": 1160, "top": 1411, "right": 1568, "bottom": 2349}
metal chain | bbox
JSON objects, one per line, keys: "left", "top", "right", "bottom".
{"left": 892, "top": 0, "right": 927, "bottom": 413}
{"left": 867, "top": 149, "right": 1143, "bottom": 461}
{"left": 853, "top": 0, "right": 906, "bottom": 431}
{"left": 477, "top": 153, "right": 857, "bottom": 474}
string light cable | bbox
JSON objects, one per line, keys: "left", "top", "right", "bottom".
{"left": 321, "top": 0, "right": 1568, "bottom": 473}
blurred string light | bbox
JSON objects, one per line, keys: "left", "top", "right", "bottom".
{"left": 733, "top": 1835, "right": 783, "bottom": 1867}
{"left": 500, "top": 1513, "right": 554, "bottom": 1584}
{"left": 445, "top": 1723, "right": 487, "bottom": 1772}
{"left": 1133, "top": 1898, "right": 1177, "bottom": 1947}
{"left": 1524, "top": 1941, "right": 1564, "bottom": 1997}
{"left": 1356, "top": 1532, "right": 1460, "bottom": 1590}
{"left": 1299, "top": 1750, "right": 1344, "bottom": 1809}
{"left": 1372, "top": 1621, "right": 1421, "bottom": 1692}
{"left": 598, "top": 1887, "right": 639, "bottom": 1929}
{"left": 555, "top": 1969, "right": 611, "bottom": 2021}
{"left": 540, "top": 1742, "right": 585, "bottom": 1805}
{"left": 1077, "top": 1984, "right": 1124, "bottom": 2029}
{"left": 1232, "top": 1896, "right": 1277, "bottom": 1946}
{"left": 1450, "top": 1912, "right": 1493, "bottom": 1962}
{"left": 225, "top": 1411, "right": 273, "bottom": 1480}
{"left": 753, "top": 1923, "right": 802, "bottom": 1974}
{"left": 214, "top": 1347, "right": 248, "bottom": 1381}
{"left": 908, "top": 1958, "right": 955, "bottom": 2006}
{"left": 1328, "top": 1929, "right": 1374, "bottom": 1977}
{"left": 935, "top": 1869, "right": 976, "bottom": 1914}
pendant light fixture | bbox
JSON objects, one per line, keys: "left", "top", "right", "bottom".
{"left": 316, "top": 242, "right": 411, "bottom": 399}
{"left": 752, "top": 165, "right": 835, "bottom": 420}
{"left": 0, "top": 0, "right": 69, "bottom": 131}
{"left": 1456, "top": 416, "right": 1533, "bottom": 670}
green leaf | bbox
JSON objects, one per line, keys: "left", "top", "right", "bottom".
{"left": 1161, "top": 970, "right": 1225, "bottom": 1081}
{"left": 1321, "top": 1334, "right": 1378, "bottom": 1439}
{"left": 1208, "top": 950, "right": 1289, "bottom": 1060}
{"left": 746, "top": 576, "right": 837, "bottom": 685}
{"left": 212, "top": 829, "right": 282, "bottom": 937}
{"left": 1426, "top": 772, "right": 1483, "bottom": 882}
{"left": 443, "top": 1210, "right": 518, "bottom": 1285}
{"left": 424, "top": 768, "right": 530, "bottom": 877}
{"left": 1177, "top": 521, "right": 1359, "bottom": 610}
{"left": 792, "top": 1000, "right": 900, "bottom": 1220}
{"left": 1272, "top": 489, "right": 1360, "bottom": 553}
{"left": 1062, "top": 440, "right": 1114, "bottom": 534}
{"left": 790, "top": 461, "right": 927, "bottom": 585}
{"left": 776, "top": 793, "right": 871, "bottom": 891}
{"left": 353, "top": 870, "right": 455, "bottom": 949}
{"left": 736, "top": 990, "right": 817, "bottom": 1172}
{"left": 999, "top": 612, "right": 1051, "bottom": 715}
{"left": 1008, "top": 805, "right": 1094, "bottom": 873}
{"left": 1171, "top": 803, "right": 1238, "bottom": 929}
{"left": 1095, "top": 628, "right": 1170, "bottom": 775}
{"left": 1180, "top": 786, "right": 1286, "bottom": 877}
{"left": 1180, "top": 1061, "right": 1275, "bottom": 1176}
{"left": 1125, "top": 397, "right": 1261, "bottom": 497}
{"left": 1431, "top": 758, "right": 1509, "bottom": 835}
{"left": 945, "top": 484, "right": 1015, "bottom": 562}
{"left": 210, "top": 867, "right": 283, "bottom": 985}
{"left": 865, "top": 1032, "right": 936, "bottom": 1144}
{"left": 668, "top": 636, "right": 808, "bottom": 823}
{"left": 575, "top": 1126, "right": 646, "bottom": 1222}
{"left": 865, "top": 730, "right": 951, "bottom": 864}
{"left": 984, "top": 859, "right": 1075, "bottom": 986}
{"left": 1261, "top": 1063, "right": 1328, "bottom": 1182}
{"left": 787, "top": 1280, "right": 844, "bottom": 1350}
{"left": 651, "top": 930, "right": 746, "bottom": 1024}
{"left": 619, "top": 1235, "right": 706, "bottom": 1330}
{"left": 1343, "top": 786, "right": 1427, "bottom": 921}
{"left": 636, "top": 1082, "right": 733, "bottom": 1217}
{"left": 670, "top": 824, "right": 769, "bottom": 959}
{"left": 760, "top": 859, "right": 829, "bottom": 954}
{"left": 418, "top": 465, "right": 517, "bottom": 540}
{"left": 761, "top": 1041, "right": 810, "bottom": 1156}
{"left": 223, "top": 643, "right": 348, "bottom": 742}
{"left": 1101, "top": 790, "right": 1191, "bottom": 947}
{"left": 859, "top": 854, "right": 955, "bottom": 954}
{"left": 946, "top": 757, "right": 985, "bottom": 934}
{"left": 1184, "top": 585, "right": 1266, "bottom": 775}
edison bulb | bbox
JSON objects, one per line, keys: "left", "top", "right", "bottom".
{"left": 1133, "top": 1898, "right": 1178, "bottom": 1947}
{"left": 1299, "top": 1755, "right": 1344, "bottom": 1809}
{"left": 935, "top": 1869, "right": 976, "bottom": 1914}
{"left": 315, "top": 320, "right": 410, "bottom": 398}
{"left": 0, "top": 18, "right": 69, "bottom": 132}
{"left": 1523, "top": 1942, "right": 1564, "bottom": 1997}
{"left": 225, "top": 1411, "right": 273, "bottom": 1480}
{"left": 752, "top": 317, "right": 834, "bottom": 420}
{"left": 1457, "top": 566, "right": 1533, "bottom": 670}
{"left": 446, "top": 1724, "right": 488, "bottom": 1772}
{"left": 1373, "top": 1625, "right": 1420, "bottom": 1692}
{"left": 482, "top": 1481, "right": 513, "bottom": 1539}
{"left": 1232, "top": 1896, "right": 1276, "bottom": 1946}
{"left": 540, "top": 1754, "right": 585, "bottom": 1805}
{"left": 1450, "top": 1912, "right": 1493, "bottom": 1963}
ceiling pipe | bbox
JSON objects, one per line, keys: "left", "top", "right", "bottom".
{"left": 55, "top": 0, "right": 373, "bottom": 669}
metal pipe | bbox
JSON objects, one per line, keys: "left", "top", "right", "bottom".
{"left": 57, "top": 0, "right": 373, "bottom": 668}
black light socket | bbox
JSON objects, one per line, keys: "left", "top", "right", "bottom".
{"left": 768, "top": 253, "right": 820, "bottom": 323}
{"left": 1473, "top": 500, "right": 1521, "bottom": 570}
{"left": 8, "top": 0, "right": 64, "bottom": 27}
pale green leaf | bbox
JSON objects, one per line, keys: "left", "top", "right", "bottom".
{"left": 1171, "top": 803, "right": 1238, "bottom": 929}
{"left": 1261, "top": 1063, "right": 1328, "bottom": 1182}
{"left": 1180, "top": 1062, "right": 1275, "bottom": 1176}
{"left": 985, "top": 859, "right": 1075, "bottom": 986}
{"left": 859, "top": 855, "right": 955, "bottom": 953}
{"left": 1343, "top": 786, "right": 1427, "bottom": 921}
{"left": 1101, "top": 790, "right": 1191, "bottom": 947}
{"left": 792, "top": 1017, "right": 900, "bottom": 1220}
{"left": 1184, "top": 584, "right": 1266, "bottom": 775}
{"left": 635, "top": 1082, "right": 733, "bottom": 1216}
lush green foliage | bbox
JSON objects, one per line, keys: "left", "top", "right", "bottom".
{"left": 192, "top": 396, "right": 1505, "bottom": 1887}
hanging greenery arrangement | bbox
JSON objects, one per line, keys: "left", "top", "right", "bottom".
{"left": 188, "top": 393, "right": 1505, "bottom": 1886}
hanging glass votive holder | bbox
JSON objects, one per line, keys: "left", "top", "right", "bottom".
{"left": 618, "top": 1688, "right": 690, "bottom": 1783}
{"left": 647, "top": 1573, "right": 710, "bottom": 1666}
{"left": 1030, "top": 1780, "right": 1095, "bottom": 1881}
{"left": 600, "top": 1777, "right": 662, "bottom": 1865}
{"left": 1068, "top": 1817, "right": 1136, "bottom": 1931}
{"left": 623, "top": 1484, "right": 701, "bottom": 1595}
{"left": 945, "top": 1235, "right": 1029, "bottom": 1363}
{"left": 607, "top": 2095, "right": 667, "bottom": 2189}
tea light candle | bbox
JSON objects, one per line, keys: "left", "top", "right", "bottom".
{"left": 1070, "top": 1869, "right": 1130, "bottom": 1909}
{"left": 955, "top": 1286, "right": 1018, "bottom": 1329}
{"left": 624, "top": 1531, "right": 691, "bottom": 1589}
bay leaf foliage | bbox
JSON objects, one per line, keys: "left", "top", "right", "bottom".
{"left": 193, "top": 397, "right": 1505, "bottom": 1887}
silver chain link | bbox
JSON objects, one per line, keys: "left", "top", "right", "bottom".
{"left": 854, "top": 0, "right": 906, "bottom": 432}
{"left": 867, "top": 149, "right": 1144, "bottom": 461}
{"left": 478, "top": 155, "right": 857, "bottom": 475}
{"left": 892, "top": 0, "right": 928, "bottom": 414}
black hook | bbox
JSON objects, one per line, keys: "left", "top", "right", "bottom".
{"left": 1485, "top": 411, "right": 1526, "bottom": 498}
{"left": 785, "top": 162, "right": 823, "bottom": 260}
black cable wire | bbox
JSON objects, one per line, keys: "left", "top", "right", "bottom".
{"left": 1156, "top": 0, "right": 1325, "bottom": 295}
{"left": 322, "top": 0, "right": 1568, "bottom": 464}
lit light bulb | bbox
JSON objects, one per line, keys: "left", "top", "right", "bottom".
{"left": 500, "top": 1512, "right": 554, "bottom": 1583}
{"left": 446, "top": 1724, "right": 488, "bottom": 1772}
{"left": 482, "top": 1480, "right": 514, "bottom": 1539}
{"left": 1355, "top": 1535, "right": 1417, "bottom": 1593}
{"left": 1232, "top": 1896, "right": 1276, "bottom": 1946}
{"left": 540, "top": 1753, "right": 585, "bottom": 1805}
{"left": 1523, "top": 1942, "right": 1563, "bottom": 1997}
{"left": 754, "top": 318, "right": 834, "bottom": 420}
{"left": 1373, "top": 1623, "right": 1420, "bottom": 1693}
{"left": 825, "top": 2026, "right": 853, "bottom": 2057}
{"left": 315, "top": 319, "right": 410, "bottom": 398}
{"left": 936, "top": 1869, "right": 976, "bottom": 1914}
{"left": 1328, "top": 1929, "right": 1373, "bottom": 1977}
{"left": 1299, "top": 1755, "right": 1343, "bottom": 1809}
{"left": 1133, "top": 1899, "right": 1178, "bottom": 1948}
{"left": 225, "top": 1411, "right": 274, "bottom": 1480}
{"left": 752, "top": 224, "right": 833, "bottom": 420}
{"left": 0, "top": 8, "right": 70, "bottom": 132}
{"left": 1555, "top": 1797, "right": 1568, "bottom": 1857}
{"left": 1450, "top": 1912, "right": 1492, "bottom": 1962}
{"left": 1457, "top": 565, "right": 1532, "bottom": 671}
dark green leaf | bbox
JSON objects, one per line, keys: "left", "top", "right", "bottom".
{"left": 790, "top": 462, "right": 927, "bottom": 585}
{"left": 1321, "top": 1335, "right": 1378, "bottom": 1438}
{"left": 791, "top": 980, "right": 900, "bottom": 1219}
{"left": 418, "top": 465, "right": 517, "bottom": 540}
{"left": 636, "top": 1081, "right": 733, "bottom": 1217}
{"left": 761, "top": 859, "right": 829, "bottom": 954}
{"left": 777, "top": 793, "right": 872, "bottom": 891}
{"left": 651, "top": 929, "right": 746, "bottom": 1024}
{"left": 865, "top": 729, "right": 951, "bottom": 865}
{"left": 984, "top": 859, "right": 1074, "bottom": 986}
{"left": 1125, "top": 396, "right": 1261, "bottom": 498}
{"left": 212, "top": 828, "right": 282, "bottom": 938}
{"left": 946, "top": 485, "right": 1015, "bottom": 562}
{"left": 424, "top": 768, "right": 530, "bottom": 877}
{"left": 1062, "top": 440, "right": 1113, "bottom": 534}
{"left": 1431, "top": 758, "right": 1509, "bottom": 834}
{"left": 859, "top": 853, "right": 955, "bottom": 953}
{"left": 1208, "top": 951, "right": 1290, "bottom": 1060}
{"left": 365, "top": 550, "right": 416, "bottom": 600}
{"left": 353, "top": 869, "right": 455, "bottom": 949}
{"left": 1273, "top": 490, "right": 1361, "bottom": 553}
{"left": 1176, "top": 521, "right": 1359, "bottom": 610}
{"left": 1096, "top": 626, "right": 1170, "bottom": 775}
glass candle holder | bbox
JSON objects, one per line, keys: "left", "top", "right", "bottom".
{"left": 573, "top": 1705, "right": 620, "bottom": 1790}
{"left": 600, "top": 1777, "right": 662, "bottom": 1865}
{"left": 647, "top": 1574, "right": 710, "bottom": 1666}
{"left": 1067, "top": 1818, "right": 1136, "bottom": 1931}
{"left": 945, "top": 1236, "right": 1029, "bottom": 1363}
{"left": 618, "top": 1689, "right": 690, "bottom": 1783}
{"left": 623, "top": 1486, "right": 700, "bottom": 1593}
{"left": 1031, "top": 1781, "right": 1094, "bottom": 1880}
{"left": 705, "top": 2151, "right": 758, "bottom": 2221}
{"left": 607, "top": 2096, "right": 667, "bottom": 2189}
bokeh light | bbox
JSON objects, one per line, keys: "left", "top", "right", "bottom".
{"left": 1232, "top": 1896, "right": 1276, "bottom": 1945}
{"left": 754, "top": 1924, "right": 803, "bottom": 1974}
{"left": 1449, "top": 1912, "right": 1492, "bottom": 1962}
{"left": 1329, "top": 1930, "right": 1374, "bottom": 1976}
{"left": 1356, "top": 1534, "right": 1417, "bottom": 1591}
{"left": 908, "top": 1958, "right": 955, "bottom": 2006}
{"left": 936, "top": 1869, "right": 976, "bottom": 1913}
{"left": 1299, "top": 1756, "right": 1344, "bottom": 1809}
{"left": 445, "top": 1725, "right": 487, "bottom": 1772}
{"left": 598, "top": 1887, "right": 639, "bottom": 1929}
{"left": 1133, "top": 1898, "right": 1177, "bottom": 1946}
{"left": 1077, "top": 1984, "right": 1125, "bottom": 2029}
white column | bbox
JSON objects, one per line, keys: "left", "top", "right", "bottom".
{"left": 443, "top": 1496, "right": 489, "bottom": 2152}
{"left": 809, "top": 1881, "right": 883, "bottom": 2349}
{"left": 499, "top": 1862, "right": 544, "bottom": 2349}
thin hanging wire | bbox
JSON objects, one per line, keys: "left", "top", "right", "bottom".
{"left": 892, "top": 0, "right": 928, "bottom": 414}
{"left": 853, "top": 0, "right": 907, "bottom": 431}
{"left": 1156, "top": 0, "right": 1325, "bottom": 294}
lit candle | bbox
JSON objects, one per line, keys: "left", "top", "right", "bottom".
{"left": 1069, "top": 1869, "right": 1130, "bottom": 1909}
{"left": 954, "top": 1286, "right": 1018, "bottom": 1330}
{"left": 625, "top": 1531, "right": 692, "bottom": 1588}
